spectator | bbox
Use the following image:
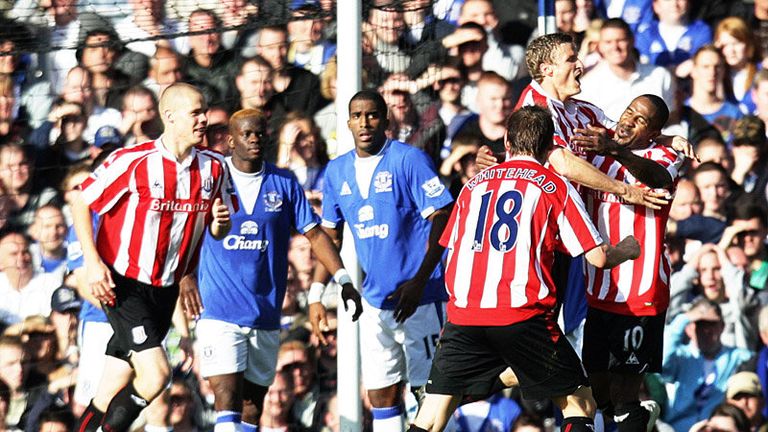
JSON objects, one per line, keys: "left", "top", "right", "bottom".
{"left": 668, "top": 178, "right": 702, "bottom": 222}
{"left": 449, "top": 22, "right": 487, "bottom": 112}
{"left": 455, "top": 0, "right": 526, "bottom": 81}
{"left": 426, "top": 62, "right": 471, "bottom": 159}
{"left": 0, "top": 231, "right": 62, "bottom": 326}
{"left": 287, "top": 233, "right": 317, "bottom": 293}
{"left": 48, "top": 286, "right": 80, "bottom": 365}
{"left": 260, "top": 369, "right": 304, "bottom": 432}
{"left": 35, "top": 408, "right": 75, "bottom": 432}
{"left": 119, "top": 85, "right": 161, "bottom": 147}
{"left": 50, "top": 66, "right": 122, "bottom": 145}
{"left": 669, "top": 243, "right": 759, "bottom": 349}
{"left": 744, "top": 0, "right": 768, "bottom": 61}
{"left": 694, "top": 135, "right": 733, "bottom": 173}
{"left": 510, "top": 412, "right": 546, "bottom": 432}
{"left": 675, "top": 162, "right": 735, "bottom": 244}
{"left": 254, "top": 25, "right": 323, "bottom": 121}
{"left": 714, "top": 17, "right": 760, "bottom": 114}
{"left": 30, "top": 100, "right": 90, "bottom": 187}
{"left": 113, "top": 0, "right": 184, "bottom": 58}
{"left": 276, "top": 112, "right": 329, "bottom": 195}
{"left": 439, "top": 133, "right": 480, "bottom": 198}
{"left": 635, "top": 0, "right": 712, "bottom": 77}
{"left": 183, "top": 9, "right": 240, "bottom": 108}
{"left": 203, "top": 106, "right": 231, "bottom": 155}
{"left": 313, "top": 58, "right": 338, "bottom": 157}
{"left": 143, "top": 46, "right": 183, "bottom": 98}
{"left": 168, "top": 376, "right": 201, "bottom": 432}
{"left": 444, "top": 394, "right": 522, "bottom": 432}
{"left": 661, "top": 298, "right": 753, "bottom": 431}
{"left": 0, "top": 76, "right": 28, "bottom": 147}
{"left": 686, "top": 45, "right": 744, "bottom": 144}
{"left": 592, "top": 0, "right": 653, "bottom": 33}
{"left": 726, "top": 372, "right": 766, "bottom": 431}
{"left": 689, "top": 403, "right": 752, "bottom": 432}
{"left": 287, "top": 3, "right": 336, "bottom": 75}
{"left": 0, "top": 144, "right": 60, "bottom": 231}
{"left": 380, "top": 81, "right": 445, "bottom": 162}
{"left": 730, "top": 116, "right": 768, "bottom": 201}
{"left": 579, "top": 18, "right": 675, "bottom": 121}
{"left": 0, "top": 335, "right": 45, "bottom": 432}
{"left": 452, "top": 71, "right": 512, "bottom": 155}
{"left": 77, "top": 29, "right": 132, "bottom": 110}
{"left": 27, "top": 205, "right": 67, "bottom": 279}
{"left": 718, "top": 204, "right": 768, "bottom": 292}
{"left": 276, "top": 341, "right": 318, "bottom": 429}
{"left": 235, "top": 56, "right": 274, "bottom": 111}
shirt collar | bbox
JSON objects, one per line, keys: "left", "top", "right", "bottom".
{"left": 530, "top": 79, "right": 564, "bottom": 108}
{"left": 155, "top": 136, "right": 198, "bottom": 167}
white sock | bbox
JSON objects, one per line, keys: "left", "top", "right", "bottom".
{"left": 214, "top": 411, "right": 243, "bottom": 432}
{"left": 241, "top": 422, "right": 258, "bottom": 432}
{"left": 372, "top": 406, "right": 404, "bottom": 432}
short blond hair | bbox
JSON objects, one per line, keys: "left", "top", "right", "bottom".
{"left": 526, "top": 33, "right": 575, "bottom": 83}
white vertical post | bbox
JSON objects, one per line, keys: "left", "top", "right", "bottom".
{"left": 335, "top": 1, "right": 363, "bottom": 431}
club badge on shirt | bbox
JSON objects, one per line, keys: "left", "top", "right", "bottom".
{"left": 374, "top": 171, "right": 393, "bottom": 193}
{"left": 263, "top": 191, "right": 283, "bottom": 212}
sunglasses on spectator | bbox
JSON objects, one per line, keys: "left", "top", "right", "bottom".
{"left": 439, "top": 78, "right": 462, "bottom": 86}
{"left": 170, "top": 394, "right": 191, "bottom": 405}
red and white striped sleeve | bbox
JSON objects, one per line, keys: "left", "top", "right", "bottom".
{"left": 557, "top": 181, "right": 603, "bottom": 257}
{"left": 80, "top": 147, "right": 149, "bottom": 215}
{"left": 643, "top": 145, "right": 684, "bottom": 180}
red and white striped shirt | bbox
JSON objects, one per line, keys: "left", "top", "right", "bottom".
{"left": 439, "top": 157, "right": 603, "bottom": 326}
{"left": 516, "top": 80, "right": 616, "bottom": 155}
{"left": 80, "top": 139, "right": 233, "bottom": 287}
{"left": 582, "top": 144, "right": 683, "bottom": 315}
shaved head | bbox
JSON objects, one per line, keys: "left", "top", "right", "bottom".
{"left": 159, "top": 83, "right": 205, "bottom": 123}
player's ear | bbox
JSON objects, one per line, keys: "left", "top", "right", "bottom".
{"left": 540, "top": 62, "right": 553, "bottom": 78}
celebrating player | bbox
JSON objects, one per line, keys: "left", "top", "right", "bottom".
{"left": 571, "top": 94, "right": 684, "bottom": 431}
{"left": 410, "top": 105, "right": 641, "bottom": 432}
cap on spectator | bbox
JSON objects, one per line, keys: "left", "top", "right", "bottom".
{"left": 2, "top": 315, "right": 55, "bottom": 337}
{"left": 291, "top": 0, "right": 320, "bottom": 11}
{"left": 51, "top": 286, "right": 83, "bottom": 313}
{"left": 687, "top": 297, "right": 723, "bottom": 322}
{"left": 727, "top": 372, "right": 763, "bottom": 399}
{"left": 94, "top": 126, "right": 122, "bottom": 148}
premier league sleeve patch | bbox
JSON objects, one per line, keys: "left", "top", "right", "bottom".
{"left": 421, "top": 176, "right": 446, "bottom": 198}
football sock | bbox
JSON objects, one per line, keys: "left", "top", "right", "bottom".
{"left": 372, "top": 405, "right": 405, "bottom": 432}
{"left": 76, "top": 401, "right": 105, "bottom": 432}
{"left": 100, "top": 382, "right": 149, "bottom": 432}
{"left": 561, "top": 416, "right": 595, "bottom": 432}
{"left": 214, "top": 411, "right": 243, "bottom": 432}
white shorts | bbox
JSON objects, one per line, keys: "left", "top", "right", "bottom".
{"left": 196, "top": 319, "right": 280, "bottom": 387}
{"left": 74, "top": 320, "right": 114, "bottom": 406}
{"left": 360, "top": 298, "right": 446, "bottom": 390}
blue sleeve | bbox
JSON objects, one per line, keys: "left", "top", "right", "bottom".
{"left": 404, "top": 148, "right": 454, "bottom": 218}
{"left": 634, "top": 27, "right": 656, "bottom": 62}
{"left": 321, "top": 164, "right": 344, "bottom": 227}
{"left": 661, "top": 313, "right": 691, "bottom": 381}
{"left": 289, "top": 176, "right": 320, "bottom": 233}
{"left": 689, "top": 21, "right": 713, "bottom": 54}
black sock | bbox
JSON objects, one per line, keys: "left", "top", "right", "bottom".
{"left": 407, "top": 425, "right": 428, "bottom": 432}
{"left": 76, "top": 401, "right": 105, "bottom": 432}
{"left": 100, "top": 382, "right": 149, "bottom": 432}
{"left": 562, "top": 416, "right": 595, "bottom": 432}
{"left": 614, "top": 401, "right": 649, "bottom": 432}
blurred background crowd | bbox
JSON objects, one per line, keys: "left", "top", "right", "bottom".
{"left": 0, "top": 0, "right": 768, "bottom": 430}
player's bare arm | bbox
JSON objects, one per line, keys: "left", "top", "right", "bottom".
{"left": 71, "top": 192, "right": 115, "bottom": 306}
{"left": 305, "top": 226, "right": 363, "bottom": 345}
{"left": 585, "top": 236, "right": 641, "bottom": 269}
{"left": 548, "top": 148, "right": 669, "bottom": 209}
{"left": 387, "top": 204, "right": 452, "bottom": 324}
{"left": 657, "top": 134, "right": 698, "bottom": 161}
{"left": 572, "top": 126, "right": 673, "bottom": 189}
{"left": 179, "top": 273, "right": 203, "bottom": 320}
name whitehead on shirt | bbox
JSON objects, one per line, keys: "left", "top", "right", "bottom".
{"left": 465, "top": 167, "right": 558, "bottom": 193}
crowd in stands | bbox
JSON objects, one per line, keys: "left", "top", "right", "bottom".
{"left": 0, "top": 0, "right": 768, "bottom": 430}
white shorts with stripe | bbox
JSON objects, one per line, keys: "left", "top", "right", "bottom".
{"left": 360, "top": 297, "right": 446, "bottom": 390}
{"left": 196, "top": 319, "right": 280, "bottom": 387}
